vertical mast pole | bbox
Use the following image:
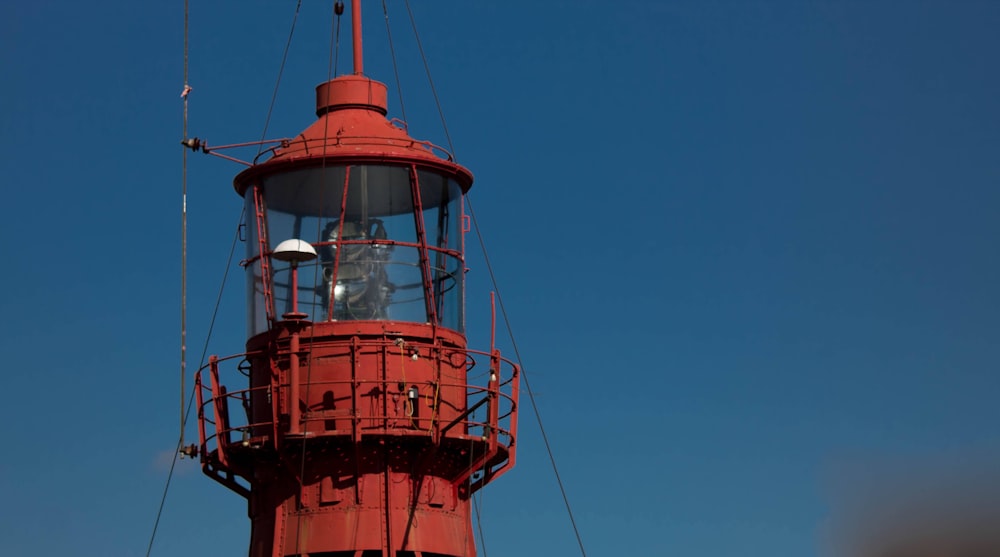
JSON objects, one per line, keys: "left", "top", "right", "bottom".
{"left": 180, "top": 0, "right": 189, "bottom": 444}
{"left": 352, "top": 0, "right": 363, "bottom": 74}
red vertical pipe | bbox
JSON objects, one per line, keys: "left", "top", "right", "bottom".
{"left": 195, "top": 372, "right": 206, "bottom": 450}
{"left": 352, "top": 0, "right": 363, "bottom": 74}
{"left": 290, "top": 264, "right": 299, "bottom": 314}
{"left": 289, "top": 263, "right": 302, "bottom": 434}
{"left": 490, "top": 291, "right": 496, "bottom": 353}
{"left": 208, "top": 356, "right": 228, "bottom": 466}
{"left": 289, "top": 331, "right": 301, "bottom": 434}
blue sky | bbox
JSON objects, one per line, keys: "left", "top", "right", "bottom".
{"left": 2, "top": 1, "right": 999, "bottom": 555}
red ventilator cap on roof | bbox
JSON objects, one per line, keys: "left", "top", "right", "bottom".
{"left": 316, "top": 75, "right": 388, "bottom": 116}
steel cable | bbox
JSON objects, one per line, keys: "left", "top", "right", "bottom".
{"left": 180, "top": 0, "right": 189, "bottom": 453}
{"left": 402, "top": 2, "right": 589, "bottom": 555}
{"left": 150, "top": 0, "right": 192, "bottom": 552}
{"left": 474, "top": 489, "right": 489, "bottom": 557}
{"left": 402, "top": 0, "right": 454, "bottom": 157}
{"left": 256, "top": 0, "right": 304, "bottom": 158}
{"left": 153, "top": 0, "right": 307, "bottom": 553}
{"left": 146, "top": 208, "right": 247, "bottom": 556}
{"left": 466, "top": 197, "right": 590, "bottom": 557}
{"left": 381, "top": 0, "right": 408, "bottom": 125}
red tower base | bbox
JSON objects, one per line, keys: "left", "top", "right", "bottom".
{"left": 197, "top": 321, "right": 518, "bottom": 557}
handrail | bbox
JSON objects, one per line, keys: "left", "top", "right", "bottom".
{"left": 199, "top": 380, "right": 517, "bottom": 442}
{"left": 272, "top": 135, "right": 457, "bottom": 162}
{"left": 196, "top": 340, "right": 518, "bottom": 485}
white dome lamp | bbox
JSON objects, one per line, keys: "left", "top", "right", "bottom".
{"left": 272, "top": 239, "right": 318, "bottom": 264}
{"left": 272, "top": 239, "right": 318, "bottom": 318}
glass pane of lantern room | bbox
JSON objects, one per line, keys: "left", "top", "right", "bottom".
{"left": 245, "top": 164, "right": 465, "bottom": 335}
{"left": 417, "top": 170, "right": 464, "bottom": 332}
{"left": 246, "top": 166, "right": 349, "bottom": 333}
{"left": 244, "top": 193, "right": 265, "bottom": 337}
{"left": 325, "top": 166, "right": 425, "bottom": 323}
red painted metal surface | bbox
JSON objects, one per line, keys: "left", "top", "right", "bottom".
{"left": 194, "top": 4, "right": 518, "bottom": 556}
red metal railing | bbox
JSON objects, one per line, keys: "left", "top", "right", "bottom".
{"left": 194, "top": 135, "right": 457, "bottom": 167}
{"left": 195, "top": 340, "right": 518, "bottom": 493}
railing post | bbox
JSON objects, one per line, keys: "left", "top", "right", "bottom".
{"left": 509, "top": 362, "right": 520, "bottom": 454}
{"left": 488, "top": 350, "right": 501, "bottom": 455}
{"left": 351, "top": 336, "right": 361, "bottom": 443}
{"left": 270, "top": 358, "right": 280, "bottom": 449}
{"left": 208, "top": 355, "right": 228, "bottom": 467}
{"left": 196, "top": 370, "right": 206, "bottom": 455}
{"left": 351, "top": 336, "right": 362, "bottom": 506}
{"left": 289, "top": 330, "right": 301, "bottom": 435}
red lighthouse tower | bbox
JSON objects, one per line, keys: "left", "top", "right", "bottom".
{"left": 191, "top": 3, "right": 519, "bottom": 556}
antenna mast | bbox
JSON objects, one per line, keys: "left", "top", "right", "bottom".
{"left": 352, "top": 0, "right": 363, "bottom": 74}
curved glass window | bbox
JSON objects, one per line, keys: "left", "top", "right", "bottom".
{"left": 244, "top": 164, "right": 464, "bottom": 337}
